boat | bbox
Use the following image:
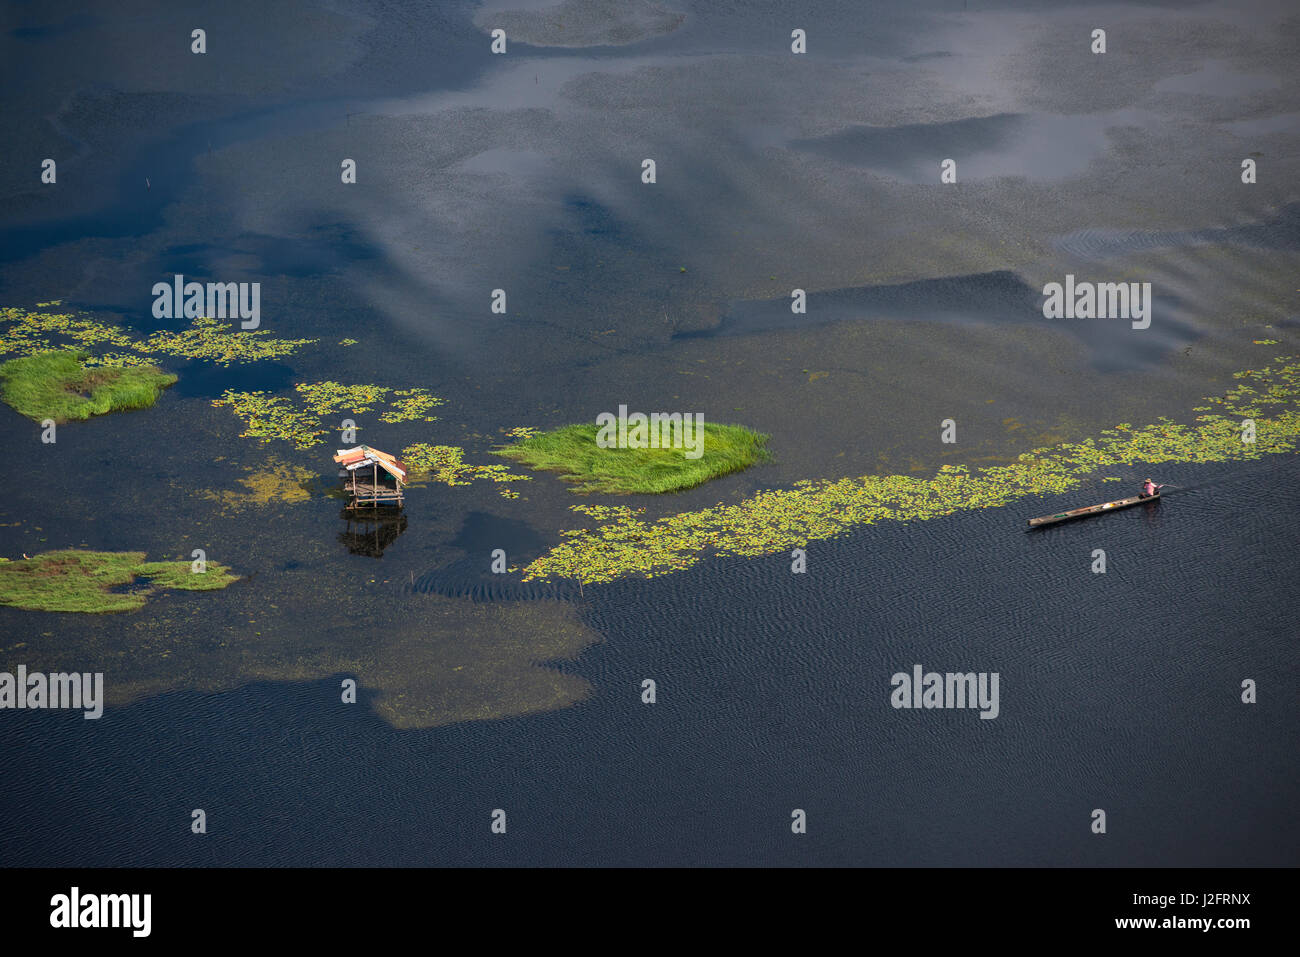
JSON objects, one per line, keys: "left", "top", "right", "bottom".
{"left": 1027, "top": 492, "right": 1159, "bottom": 527}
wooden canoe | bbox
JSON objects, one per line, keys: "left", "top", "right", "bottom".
{"left": 1027, "top": 492, "right": 1159, "bottom": 527}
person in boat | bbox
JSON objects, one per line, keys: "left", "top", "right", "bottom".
{"left": 1139, "top": 478, "right": 1160, "bottom": 499}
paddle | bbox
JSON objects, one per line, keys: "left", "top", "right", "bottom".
{"left": 1151, "top": 459, "right": 1283, "bottom": 496}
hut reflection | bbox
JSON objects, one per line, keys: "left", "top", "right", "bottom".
{"left": 339, "top": 508, "right": 408, "bottom": 557}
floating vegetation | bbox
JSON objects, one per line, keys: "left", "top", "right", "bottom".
{"left": 0, "top": 350, "right": 176, "bottom": 422}
{"left": 136, "top": 317, "right": 316, "bottom": 365}
{"left": 0, "top": 307, "right": 135, "bottom": 359}
{"left": 493, "top": 422, "right": 771, "bottom": 494}
{"left": 521, "top": 358, "right": 1300, "bottom": 585}
{"left": 381, "top": 388, "right": 444, "bottom": 423}
{"left": 0, "top": 308, "right": 316, "bottom": 366}
{"left": 210, "top": 391, "right": 326, "bottom": 448}
{"left": 293, "top": 381, "right": 395, "bottom": 424}
{"left": 213, "top": 382, "right": 442, "bottom": 449}
{"left": 401, "top": 443, "right": 531, "bottom": 497}
{"left": 200, "top": 456, "right": 316, "bottom": 509}
{"left": 3, "top": 306, "right": 449, "bottom": 451}
{"left": 0, "top": 550, "right": 239, "bottom": 613}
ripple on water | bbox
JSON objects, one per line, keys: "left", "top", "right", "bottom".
{"left": 1055, "top": 203, "right": 1300, "bottom": 261}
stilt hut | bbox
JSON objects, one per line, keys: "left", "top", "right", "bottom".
{"left": 333, "top": 446, "right": 406, "bottom": 509}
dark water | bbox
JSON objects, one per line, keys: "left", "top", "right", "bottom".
{"left": 1, "top": 455, "right": 1295, "bottom": 866}
{"left": 0, "top": 0, "right": 1297, "bottom": 866}
{"left": 411, "top": 511, "right": 580, "bottom": 600}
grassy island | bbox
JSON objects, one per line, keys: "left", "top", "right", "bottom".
{"left": 493, "top": 421, "right": 770, "bottom": 494}
{"left": 0, "top": 550, "right": 239, "bottom": 613}
{"left": 0, "top": 350, "right": 176, "bottom": 422}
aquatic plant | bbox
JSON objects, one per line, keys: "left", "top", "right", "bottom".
{"left": 0, "top": 307, "right": 136, "bottom": 359}
{"left": 381, "top": 388, "right": 444, "bottom": 423}
{"left": 0, "top": 308, "right": 316, "bottom": 366}
{"left": 214, "top": 383, "right": 443, "bottom": 449}
{"left": 4, "top": 305, "right": 444, "bottom": 447}
{"left": 200, "top": 456, "right": 316, "bottom": 508}
{"left": 0, "top": 550, "right": 239, "bottom": 613}
{"left": 401, "top": 443, "right": 531, "bottom": 496}
{"left": 211, "top": 391, "right": 327, "bottom": 448}
{"left": 520, "top": 358, "right": 1300, "bottom": 585}
{"left": 493, "top": 421, "right": 771, "bottom": 494}
{"left": 136, "top": 317, "right": 316, "bottom": 365}
{"left": 0, "top": 350, "right": 176, "bottom": 422}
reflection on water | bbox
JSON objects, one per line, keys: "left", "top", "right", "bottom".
{"left": 1, "top": 0, "right": 1297, "bottom": 866}
{"left": 791, "top": 110, "right": 1154, "bottom": 183}
{"left": 171, "top": 358, "right": 297, "bottom": 399}
{"left": 1138, "top": 498, "right": 1165, "bottom": 531}
{"left": 1153, "top": 59, "right": 1282, "bottom": 96}
{"left": 680, "top": 269, "right": 1202, "bottom": 372}
{"left": 339, "top": 508, "right": 408, "bottom": 558}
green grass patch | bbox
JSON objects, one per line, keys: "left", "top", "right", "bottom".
{"left": 493, "top": 421, "right": 770, "bottom": 494}
{"left": 0, "top": 349, "right": 176, "bottom": 422}
{"left": 0, "top": 550, "right": 240, "bottom": 613}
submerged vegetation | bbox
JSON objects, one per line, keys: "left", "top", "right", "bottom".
{"left": 200, "top": 456, "right": 316, "bottom": 509}
{"left": 493, "top": 422, "right": 771, "bottom": 494}
{"left": 0, "top": 350, "right": 176, "bottom": 422}
{"left": 520, "top": 358, "right": 1300, "bottom": 585}
{"left": 0, "top": 550, "right": 239, "bottom": 613}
